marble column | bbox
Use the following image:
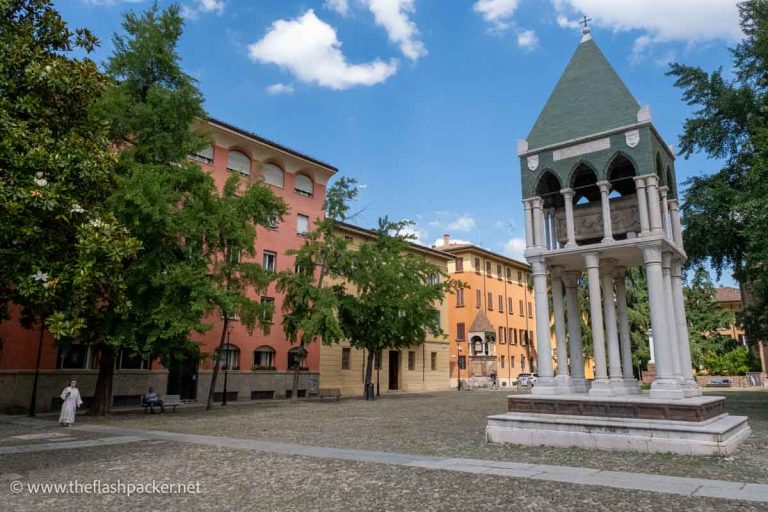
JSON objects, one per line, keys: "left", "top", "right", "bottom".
{"left": 671, "top": 259, "right": 702, "bottom": 397}
{"left": 530, "top": 258, "right": 562, "bottom": 395}
{"left": 669, "top": 199, "right": 683, "bottom": 246}
{"left": 523, "top": 199, "right": 535, "bottom": 248}
{"left": 597, "top": 181, "right": 614, "bottom": 242}
{"left": 563, "top": 271, "right": 588, "bottom": 392}
{"left": 600, "top": 259, "right": 625, "bottom": 392}
{"left": 614, "top": 266, "right": 639, "bottom": 393}
{"left": 585, "top": 252, "right": 611, "bottom": 395}
{"left": 659, "top": 186, "right": 671, "bottom": 239}
{"left": 646, "top": 174, "right": 665, "bottom": 235}
{"left": 560, "top": 188, "right": 577, "bottom": 248}
{"left": 532, "top": 197, "right": 545, "bottom": 249}
{"left": 633, "top": 176, "right": 651, "bottom": 236}
{"left": 662, "top": 252, "right": 683, "bottom": 379}
{"left": 545, "top": 208, "right": 553, "bottom": 250}
{"left": 643, "top": 243, "right": 685, "bottom": 399}
{"left": 550, "top": 267, "right": 572, "bottom": 391}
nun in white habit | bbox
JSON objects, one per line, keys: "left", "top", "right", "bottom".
{"left": 58, "top": 379, "right": 83, "bottom": 426}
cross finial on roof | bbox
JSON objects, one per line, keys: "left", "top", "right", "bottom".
{"left": 580, "top": 15, "right": 592, "bottom": 28}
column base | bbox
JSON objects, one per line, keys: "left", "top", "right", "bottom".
{"left": 564, "top": 242, "right": 578, "bottom": 249}
{"left": 601, "top": 237, "right": 615, "bottom": 244}
{"left": 531, "top": 377, "right": 572, "bottom": 396}
{"left": 649, "top": 378, "right": 687, "bottom": 400}
{"left": 588, "top": 378, "right": 628, "bottom": 397}
{"left": 683, "top": 378, "right": 702, "bottom": 398}
{"left": 622, "top": 378, "right": 641, "bottom": 394}
{"left": 569, "top": 377, "right": 589, "bottom": 393}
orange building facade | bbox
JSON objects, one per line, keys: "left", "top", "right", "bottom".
{"left": 438, "top": 236, "right": 539, "bottom": 388}
{"left": 0, "top": 118, "right": 335, "bottom": 411}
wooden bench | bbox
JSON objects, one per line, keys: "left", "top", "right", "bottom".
{"left": 142, "top": 394, "right": 183, "bottom": 413}
{"left": 316, "top": 388, "right": 341, "bottom": 401}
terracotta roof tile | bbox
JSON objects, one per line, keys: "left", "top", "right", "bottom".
{"left": 715, "top": 287, "right": 741, "bottom": 303}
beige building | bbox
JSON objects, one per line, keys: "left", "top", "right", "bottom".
{"left": 318, "top": 222, "right": 453, "bottom": 397}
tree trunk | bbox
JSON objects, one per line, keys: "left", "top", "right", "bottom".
{"left": 27, "top": 320, "right": 45, "bottom": 417}
{"left": 291, "top": 342, "right": 305, "bottom": 401}
{"left": 206, "top": 316, "right": 229, "bottom": 411}
{"left": 90, "top": 346, "right": 115, "bottom": 415}
{"left": 363, "top": 349, "right": 375, "bottom": 400}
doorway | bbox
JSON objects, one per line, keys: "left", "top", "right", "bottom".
{"left": 388, "top": 351, "right": 400, "bottom": 390}
{"left": 167, "top": 355, "right": 198, "bottom": 400}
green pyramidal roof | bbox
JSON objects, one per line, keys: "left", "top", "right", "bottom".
{"left": 527, "top": 34, "right": 641, "bottom": 150}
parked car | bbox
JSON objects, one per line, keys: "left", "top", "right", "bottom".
{"left": 517, "top": 373, "right": 538, "bottom": 386}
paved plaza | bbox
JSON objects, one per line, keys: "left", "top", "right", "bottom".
{"left": 1, "top": 389, "right": 767, "bottom": 510}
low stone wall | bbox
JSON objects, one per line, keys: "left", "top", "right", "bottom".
{"left": 0, "top": 369, "right": 169, "bottom": 413}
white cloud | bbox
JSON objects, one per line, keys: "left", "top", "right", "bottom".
{"left": 325, "top": 0, "right": 350, "bottom": 17}
{"left": 433, "top": 237, "right": 472, "bottom": 248}
{"left": 248, "top": 10, "right": 398, "bottom": 91}
{"left": 181, "top": 0, "right": 224, "bottom": 20}
{"left": 447, "top": 215, "right": 477, "bottom": 232}
{"left": 517, "top": 29, "right": 538, "bottom": 49}
{"left": 503, "top": 237, "right": 527, "bottom": 261}
{"left": 473, "top": 0, "right": 520, "bottom": 31}
{"left": 266, "top": 83, "right": 295, "bottom": 95}
{"left": 556, "top": 14, "right": 580, "bottom": 29}
{"left": 554, "top": 1, "right": 741, "bottom": 52}
{"left": 400, "top": 223, "right": 428, "bottom": 245}
{"left": 82, "top": 0, "right": 144, "bottom": 5}
{"left": 365, "top": 0, "right": 427, "bottom": 61}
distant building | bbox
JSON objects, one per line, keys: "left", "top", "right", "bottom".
{"left": 715, "top": 287, "right": 746, "bottom": 345}
{"left": 317, "top": 222, "right": 453, "bottom": 397}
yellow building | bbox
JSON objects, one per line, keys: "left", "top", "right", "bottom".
{"left": 317, "top": 222, "right": 453, "bottom": 397}
{"left": 715, "top": 287, "right": 746, "bottom": 344}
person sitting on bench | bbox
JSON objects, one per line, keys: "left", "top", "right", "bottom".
{"left": 144, "top": 387, "right": 164, "bottom": 413}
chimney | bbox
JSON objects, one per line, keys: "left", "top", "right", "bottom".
{"left": 443, "top": 234, "right": 450, "bottom": 247}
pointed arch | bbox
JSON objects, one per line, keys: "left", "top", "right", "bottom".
{"left": 568, "top": 160, "right": 600, "bottom": 205}
{"left": 605, "top": 151, "right": 638, "bottom": 197}
{"left": 666, "top": 166, "right": 676, "bottom": 198}
{"left": 534, "top": 170, "right": 564, "bottom": 209}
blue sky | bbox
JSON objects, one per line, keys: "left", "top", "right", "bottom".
{"left": 61, "top": 1, "right": 742, "bottom": 283}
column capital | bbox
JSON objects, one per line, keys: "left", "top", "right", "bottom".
{"left": 645, "top": 173, "right": 660, "bottom": 187}
{"left": 668, "top": 198, "right": 680, "bottom": 210}
{"left": 659, "top": 185, "right": 669, "bottom": 199}
{"left": 584, "top": 252, "right": 601, "bottom": 269}
{"left": 633, "top": 175, "right": 648, "bottom": 188}
{"left": 670, "top": 260, "right": 684, "bottom": 278}
{"left": 613, "top": 265, "right": 628, "bottom": 279}
{"left": 550, "top": 265, "right": 564, "bottom": 279}
{"left": 562, "top": 271, "right": 581, "bottom": 287}
{"left": 560, "top": 187, "right": 574, "bottom": 198}
{"left": 522, "top": 198, "right": 534, "bottom": 210}
{"left": 545, "top": 206, "right": 556, "bottom": 215}
{"left": 600, "top": 258, "right": 618, "bottom": 274}
{"left": 642, "top": 243, "right": 663, "bottom": 264}
{"left": 661, "top": 251, "right": 673, "bottom": 269}
{"left": 530, "top": 257, "right": 547, "bottom": 275}
{"left": 597, "top": 180, "right": 611, "bottom": 193}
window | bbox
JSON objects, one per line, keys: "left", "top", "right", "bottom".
{"left": 297, "top": 214, "right": 309, "bottom": 235}
{"left": 518, "top": 271, "right": 523, "bottom": 283}
{"left": 487, "top": 292, "right": 493, "bottom": 310}
{"left": 521, "top": 355, "right": 526, "bottom": 372}
{"left": 529, "top": 330, "right": 534, "bottom": 345}
{"left": 287, "top": 347, "right": 306, "bottom": 370}
{"left": 455, "top": 258, "right": 464, "bottom": 272}
{"left": 456, "top": 322, "right": 466, "bottom": 340}
{"left": 58, "top": 344, "right": 93, "bottom": 369}
{"left": 294, "top": 174, "right": 314, "bottom": 197}
{"left": 500, "top": 355, "right": 505, "bottom": 368}
{"left": 510, "top": 356, "right": 515, "bottom": 369}
{"left": 458, "top": 355, "right": 466, "bottom": 370}
{"left": 408, "top": 351, "right": 416, "bottom": 371}
{"left": 485, "top": 261, "right": 491, "bottom": 274}
{"left": 263, "top": 163, "right": 284, "bottom": 188}
{"left": 263, "top": 250, "right": 277, "bottom": 272}
{"left": 497, "top": 264, "right": 502, "bottom": 279}
{"left": 430, "top": 352, "right": 437, "bottom": 371}
{"left": 519, "top": 300, "right": 524, "bottom": 316}
{"left": 508, "top": 298, "right": 513, "bottom": 314}
{"left": 427, "top": 273, "right": 440, "bottom": 286}
{"left": 474, "top": 257, "right": 481, "bottom": 273}
{"left": 260, "top": 296, "right": 275, "bottom": 323}
{"left": 499, "top": 327, "right": 505, "bottom": 344}
{"left": 476, "top": 290, "right": 481, "bottom": 309}
{"left": 341, "top": 347, "right": 351, "bottom": 370}
{"left": 253, "top": 346, "right": 275, "bottom": 369}
{"left": 118, "top": 349, "right": 149, "bottom": 369}
{"left": 509, "top": 327, "right": 516, "bottom": 345}
{"left": 456, "top": 288, "right": 465, "bottom": 307}
{"left": 227, "top": 150, "right": 250, "bottom": 176}
{"left": 217, "top": 343, "right": 240, "bottom": 370}
{"left": 374, "top": 350, "right": 382, "bottom": 369}
{"left": 506, "top": 267, "right": 512, "bottom": 281}
{"left": 528, "top": 302, "right": 533, "bottom": 318}
{"left": 190, "top": 145, "right": 214, "bottom": 165}
{"left": 433, "top": 309, "right": 441, "bottom": 330}
{"left": 521, "top": 330, "right": 527, "bottom": 345}
{"left": 498, "top": 295, "right": 503, "bottom": 312}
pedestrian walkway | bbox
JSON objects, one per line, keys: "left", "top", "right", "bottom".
{"left": 2, "top": 420, "right": 749, "bottom": 503}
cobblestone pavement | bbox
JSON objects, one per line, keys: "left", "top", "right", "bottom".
{"left": 1, "top": 439, "right": 764, "bottom": 511}
{"left": 84, "top": 389, "right": 768, "bottom": 484}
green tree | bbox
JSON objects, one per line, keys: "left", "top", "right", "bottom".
{"left": 684, "top": 267, "right": 734, "bottom": 370}
{"left": 0, "top": 0, "right": 139, "bottom": 415}
{"left": 276, "top": 178, "right": 357, "bottom": 400}
{"left": 85, "top": 2, "right": 219, "bottom": 415}
{"left": 667, "top": 0, "right": 768, "bottom": 356}
{"left": 205, "top": 173, "right": 287, "bottom": 410}
{"left": 337, "top": 219, "right": 460, "bottom": 399}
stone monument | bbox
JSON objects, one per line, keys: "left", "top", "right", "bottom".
{"left": 486, "top": 25, "right": 750, "bottom": 456}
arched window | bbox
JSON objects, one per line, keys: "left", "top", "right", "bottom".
{"left": 217, "top": 343, "right": 240, "bottom": 370}
{"left": 287, "top": 347, "right": 307, "bottom": 370}
{"left": 227, "top": 150, "right": 251, "bottom": 176}
{"left": 570, "top": 163, "right": 599, "bottom": 205}
{"left": 294, "top": 174, "right": 314, "bottom": 197}
{"left": 666, "top": 166, "right": 676, "bottom": 198}
{"left": 253, "top": 345, "right": 275, "bottom": 369}
{"left": 190, "top": 145, "right": 214, "bottom": 165}
{"left": 606, "top": 153, "right": 637, "bottom": 197}
{"left": 263, "top": 163, "right": 284, "bottom": 188}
